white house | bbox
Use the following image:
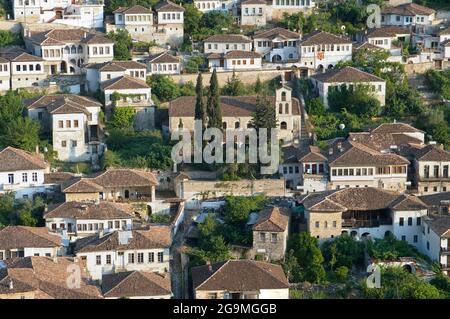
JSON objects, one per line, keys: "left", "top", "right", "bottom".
{"left": 207, "top": 50, "right": 262, "bottom": 71}
{"left": 240, "top": 0, "right": 267, "bottom": 27}
{"left": 148, "top": 52, "right": 181, "bottom": 75}
{"left": 74, "top": 227, "right": 172, "bottom": 280}
{"left": 191, "top": 260, "right": 289, "bottom": 299}
{"left": 24, "top": 28, "right": 114, "bottom": 75}
{"left": 1, "top": 52, "right": 46, "bottom": 90}
{"left": 381, "top": 3, "right": 436, "bottom": 34}
{"left": 420, "top": 213, "right": 450, "bottom": 275}
{"left": 153, "top": 0, "right": 185, "bottom": 46}
{"left": 85, "top": 60, "right": 147, "bottom": 93}
{"left": 253, "top": 27, "right": 301, "bottom": 63}
{"left": 44, "top": 201, "right": 134, "bottom": 239}
{"left": 299, "top": 31, "right": 353, "bottom": 71}
{"left": 0, "top": 226, "right": 66, "bottom": 260}
{"left": 101, "top": 271, "right": 172, "bottom": 299}
{"left": 310, "top": 66, "right": 386, "bottom": 108}
{"left": 113, "top": 5, "right": 154, "bottom": 42}
{"left": 25, "top": 95, "right": 104, "bottom": 162}
{"left": 194, "top": 0, "right": 234, "bottom": 12}
{"left": 203, "top": 34, "right": 252, "bottom": 54}
{"left": 13, "top": 0, "right": 70, "bottom": 21}
{"left": 0, "top": 146, "right": 48, "bottom": 199}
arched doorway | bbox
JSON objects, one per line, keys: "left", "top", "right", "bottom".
{"left": 341, "top": 230, "right": 348, "bottom": 235}
{"left": 327, "top": 64, "right": 334, "bottom": 69}
{"left": 384, "top": 231, "right": 392, "bottom": 237}
{"left": 403, "top": 264, "right": 413, "bottom": 273}
{"left": 361, "top": 232, "right": 370, "bottom": 239}
{"left": 272, "top": 54, "right": 282, "bottom": 62}
{"left": 124, "top": 190, "right": 130, "bottom": 199}
{"left": 350, "top": 230, "right": 357, "bottom": 238}
{"left": 317, "top": 64, "right": 324, "bottom": 73}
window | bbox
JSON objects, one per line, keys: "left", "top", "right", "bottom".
{"left": 108, "top": 221, "right": 113, "bottom": 229}
{"left": 417, "top": 217, "right": 421, "bottom": 226}
{"left": 115, "top": 221, "right": 120, "bottom": 229}
{"left": 424, "top": 186, "right": 428, "bottom": 192}
{"left": 32, "top": 172, "right": 37, "bottom": 182}
{"left": 137, "top": 253, "right": 144, "bottom": 263}
{"left": 128, "top": 253, "right": 135, "bottom": 264}
{"left": 260, "top": 232, "right": 266, "bottom": 242}
{"left": 271, "top": 233, "right": 277, "bottom": 243}
{"left": 427, "top": 241, "right": 430, "bottom": 250}
{"left": 22, "top": 173, "right": 28, "bottom": 182}
{"left": 66, "top": 120, "right": 71, "bottom": 128}
{"left": 399, "top": 217, "right": 404, "bottom": 226}
{"left": 315, "top": 221, "right": 320, "bottom": 228}
{"left": 61, "top": 141, "right": 66, "bottom": 147}
{"left": 157, "top": 252, "right": 164, "bottom": 263}
{"left": 407, "top": 217, "right": 412, "bottom": 226}
{"left": 401, "top": 235, "right": 406, "bottom": 241}
{"left": 106, "top": 255, "right": 111, "bottom": 264}
{"left": 149, "top": 252, "right": 154, "bottom": 263}
{"left": 413, "top": 235, "right": 418, "bottom": 243}
{"left": 72, "top": 140, "right": 77, "bottom": 148}
{"left": 96, "top": 255, "right": 101, "bottom": 265}
{"left": 332, "top": 221, "right": 337, "bottom": 228}
{"left": 434, "top": 165, "right": 439, "bottom": 177}
{"left": 58, "top": 120, "right": 63, "bottom": 128}
{"left": 74, "top": 120, "right": 79, "bottom": 128}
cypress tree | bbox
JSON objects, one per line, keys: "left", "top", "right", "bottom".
{"left": 194, "top": 73, "right": 206, "bottom": 129}
{"left": 206, "top": 69, "right": 222, "bottom": 129}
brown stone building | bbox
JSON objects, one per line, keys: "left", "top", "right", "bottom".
{"left": 252, "top": 206, "right": 289, "bottom": 261}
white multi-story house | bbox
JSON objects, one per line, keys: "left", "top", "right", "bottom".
{"left": 85, "top": 60, "right": 147, "bottom": 93}
{"left": 300, "top": 187, "right": 428, "bottom": 244}
{"left": 253, "top": 27, "right": 301, "bottom": 63}
{"left": 113, "top": 5, "right": 154, "bottom": 42}
{"left": 13, "top": 0, "right": 104, "bottom": 29}
{"left": 0, "top": 57, "right": 10, "bottom": 91}
{"left": 438, "top": 26, "right": 450, "bottom": 62}
{"left": 412, "top": 144, "right": 450, "bottom": 195}
{"left": 203, "top": 34, "right": 252, "bottom": 54}
{"left": 381, "top": 3, "right": 436, "bottom": 33}
{"left": 1, "top": 52, "right": 46, "bottom": 90}
{"left": 207, "top": 50, "right": 262, "bottom": 71}
{"left": 310, "top": 66, "right": 386, "bottom": 107}
{"left": 148, "top": 52, "right": 181, "bottom": 75}
{"left": 44, "top": 201, "right": 134, "bottom": 239}
{"left": 0, "top": 226, "right": 66, "bottom": 260}
{"left": 421, "top": 213, "right": 450, "bottom": 275}
{"left": 153, "top": 0, "right": 185, "bottom": 46}
{"left": 74, "top": 227, "right": 172, "bottom": 280}
{"left": 26, "top": 95, "right": 104, "bottom": 162}
{"left": 299, "top": 31, "right": 353, "bottom": 72}
{"left": 24, "top": 28, "right": 114, "bottom": 75}
{"left": 240, "top": 0, "right": 267, "bottom": 27}
{"left": 0, "top": 146, "right": 48, "bottom": 199}
{"left": 194, "top": 0, "right": 233, "bottom": 12}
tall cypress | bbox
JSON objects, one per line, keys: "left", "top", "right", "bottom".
{"left": 206, "top": 69, "right": 222, "bottom": 129}
{"left": 194, "top": 73, "right": 206, "bottom": 129}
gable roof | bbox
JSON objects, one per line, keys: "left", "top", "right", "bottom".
{"left": 254, "top": 27, "right": 301, "bottom": 40}
{"left": 101, "top": 75, "right": 150, "bottom": 90}
{"left": 0, "top": 147, "right": 46, "bottom": 172}
{"left": 300, "top": 30, "right": 352, "bottom": 46}
{"left": 371, "top": 122, "right": 424, "bottom": 134}
{"left": 423, "top": 214, "right": 450, "bottom": 238}
{"left": 74, "top": 227, "right": 172, "bottom": 253}
{"left": 98, "top": 61, "right": 147, "bottom": 72}
{"left": 0, "top": 257, "right": 102, "bottom": 298}
{"left": 388, "top": 194, "right": 428, "bottom": 211}
{"left": 101, "top": 271, "right": 171, "bottom": 298}
{"left": 25, "top": 95, "right": 102, "bottom": 115}
{"left": 382, "top": 3, "right": 435, "bottom": 16}
{"left": 44, "top": 201, "right": 133, "bottom": 220}
{"left": 0, "top": 226, "right": 61, "bottom": 250}
{"left": 27, "top": 29, "right": 113, "bottom": 46}
{"left": 113, "top": 5, "right": 153, "bottom": 14}
{"left": 191, "top": 260, "right": 289, "bottom": 291}
{"left": 2, "top": 52, "right": 44, "bottom": 62}
{"left": 169, "top": 95, "right": 301, "bottom": 117}
{"left": 154, "top": 0, "right": 185, "bottom": 12}
{"left": 148, "top": 52, "right": 180, "bottom": 64}
{"left": 414, "top": 144, "right": 450, "bottom": 161}
{"left": 366, "top": 26, "right": 411, "bottom": 38}
{"left": 311, "top": 66, "right": 385, "bottom": 83}
{"left": 348, "top": 131, "right": 423, "bottom": 152}
{"left": 204, "top": 34, "right": 252, "bottom": 43}
{"left": 297, "top": 145, "right": 328, "bottom": 163}
{"left": 419, "top": 192, "right": 450, "bottom": 210}
{"left": 253, "top": 207, "right": 289, "bottom": 232}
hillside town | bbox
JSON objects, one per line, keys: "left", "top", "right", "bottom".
{"left": 0, "top": 0, "right": 449, "bottom": 300}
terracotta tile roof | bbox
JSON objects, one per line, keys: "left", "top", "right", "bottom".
{"left": 2, "top": 52, "right": 44, "bottom": 62}
{"left": 298, "top": 145, "right": 328, "bottom": 162}
{"left": 437, "top": 25, "right": 450, "bottom": 36}
{"left": 241, "top": 0, "right": 267, "bottom": 5}
{"left": 348, "top": 131, "right": 423, "bottom": 152}
{"left": 224, "top": 50, "right": 261, "bottom": 59}
{"left": 44, "top": 201, "right": 133, "bottom": 220}
{"left": 74, "top": 227, "right": 172, "bottom": 253}
{"left": 388, "top": 194, "right": 428, "bottom": 211}
{"left": 371, "top": 122, "right": 424, "bottom": 134}
{"left": 300, "top": 30, "right": 352, "bottom": 46}
{"left": 414, "top": 144, "right": 450, "bottom": 161}
{"left": 354, "top": 42, "right": 383, "bottom": 52}
{"left": 253, "top": 206, "right": 289, "bottom": 232}
{"left": 169, "top": 95, "right": 301, "bottom": 117}
{"left": 113, "top": 5, "right": 153, "bottom": 14}
{"left": 101, "top": 271, "right": 171, "bottom": 298}
{"left": 0, "top": 257, "right": 102, "bottom": 298}
{"left": 204, "top": 34, "right": 252, "bottom": 43}
{"left": 382, "top": 3, "right": 436, "bottom": 16}
{"left": 61, "top": 177, "right": 104, "bottom": 193}
{"left": 419, "top": 192, "right": 450, "bottom": 211}
{"left": 0, "top": 226, "right": 61, "bottom": 250}
{"left": 25, "top": 94, "right": 102, "bottom": 115}
{"left": 99, "top": 60, "right": 147, "bottom": 72}
{"left": 423, "top": 214, "right": 450, "bottom": 238}
{"left": 101, "top": 75, "right": 150, "bottom": 90}
{"left": 27, "top": 29, "right": 113, "bottom": 46}
{"left": 154, "top": 0, "right": 185, "bottom": 12}
{"left": 366, "top": 26, "right": 411, "bottom": 38}
{"left": 191, "top": 260, "right": 289, "bottom": 291}
{"left": 311, "top": 66, "right": 384, "bottom": 83}
{"left": 148, "top": 52, "right": 180, "bottom": 64}
{"left": 91, "top": 169, "right": 158, "bottom": 187}
{"left": 327, "top": 140, "right": 410, "bottom": 167}
{"left": 44, "top": 172, "right": 77, "bottom": 184}
{"left": 254, "top": 27, "right": 301, "bottom": 40}
{"left": 0, "top": 147, "right": 46, "bottom": 172}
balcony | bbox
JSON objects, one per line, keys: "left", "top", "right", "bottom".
{"left": 440, "top": 247, "right": 450, "bottom": 255}
{"left": 342, "top": 218, "right": 392, "bottom": 229}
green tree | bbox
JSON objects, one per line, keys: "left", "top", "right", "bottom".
{"left": 0, "top": 117, "right": 41, "bottom": 152}
{"left": 254, "top": 76, "right": 263, "bottom": 94}
{"left": 148, "top": 74, "right": 181, "bottom": 102}
{"left": 0, "top": 30, "right": 22, "bottom": 48}
{"left": 221, "top": 70, "right": 246, "bottom": 96}
{"left": 194, "top": 73, "right": 206, "bottom": 129}
{"left": 107, "top": 29, "right": 133, "bottom": 60}
{"left": 322, "top": 234, "right": 365, "bottom": 269}
{"left": 0, "top": 193, "right": 14, "bottom": 227}
{"left": 328, "top": 84, "right": 381, "bottom": 117}
{"left": 206, "top": 69, "right": 222, "bottom": 128}
{"left": 251, "top": 94, "right": 278, "bottom": 131}
{"left": 183, "top": 3, "right": 202, "bottom": 38}
{"left": 109, "top": 106, "right": 135, "bottom": 130}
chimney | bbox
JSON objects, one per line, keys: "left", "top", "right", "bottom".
{"left": 328, "top": 148, "right": 333, "bottom": 155}
{"left": 53, "top": 254, "right": 58, "bottom": 263}
{"left": 9, "top": 279, "right": 13, "bottom": 290}
{"left": 83, "top": 32, "right": 87, "bottom": 38}
{"left": 35, "top": 145, "right": 40, "bottom": 155}
{"left": 206, "top": 260, "right": 212, "bottom": 272}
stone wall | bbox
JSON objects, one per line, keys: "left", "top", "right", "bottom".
{"left": 404, "top": 62, "right": 435, "bottom": 75}
{"left": 0, "top": 21, "right": 22, "bottom": 33}
{"left": 170, "top": 68, "right": 291, "bottom": 86}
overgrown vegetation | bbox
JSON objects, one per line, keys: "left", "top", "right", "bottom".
{"left": 0, "top": 193, "right": 46, "bottom": 228}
